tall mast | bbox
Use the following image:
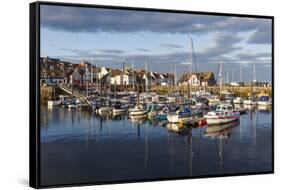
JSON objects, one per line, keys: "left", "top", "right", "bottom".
{"left": 90, "top": 59, "right": 93, "bottom": 85}
{"left": 218, "top": 57, "right": 223, "bottom": 97}
{"left": 148, "top": 61, "right": 151, "bottom": 91}
{"left": 240, "top": 63, "right": 242, "bottom": 82}
{"left": 231, "top": 70, "right": 234, "bottom": 83}
{"left": 189, "top": 38, "right": 193, "bottom": 75}
{"left": 95, "top": 60, "right": 98, "bottom": 87}
{"left": 253, "top": 61, "right": 256, "bottom": 93}
{"left": 239, "top": 64, "right": 242, "bottom": 97}
{"left": 86, "top": 63, "right": 88, "bottom": 97}
{"left": 132, "top": 57, "right": 135, "bottom": 91}
{"left": 174, "top": 59, "right": 177, "bottom": 86}
{"left": 226, "top": 71, "right": 229, "bottom": 84}
{"left": 170, "top": 58, "right": 173, "bottom": 94}
{"left": 253, "top": 61, "right": 256, "bottom": 82}
{"left": 170, "top": 58, "right": 173, "bottom": 85}
{"left": 145, "top": 60, "right": 148, "bottom": 94}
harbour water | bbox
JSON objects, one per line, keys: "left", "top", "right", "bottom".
{"left": 40, "top": 105, "right": 272, "bottom": 186}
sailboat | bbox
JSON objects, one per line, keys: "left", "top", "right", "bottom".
{"left": 243, "top": 96, "right": 257, "bottom": 105}
{"left": 146, "top": 103, "right": 158, "bottom": 119}
{"left": 244, "top": 62, "right": 258, "bottom": 105}
{"left": 129, "top": 86, "right": 147, "bottom": 117}
{"left": 233, "top": 97, "right": 243, "bottom": 104}
{"left": 47, "top": 99, "right": 61, "bottom": 106}
{"left": 97, "top": 97, "right": 111, "bottom": 115}
{"left": 47, "top": 86, "right": 61, "bottom": 106}
{"left": 111, "top": 100, "right": 129, "bottom": 115}
{"left": 233, "top": 65, "right": 243, "bottom": 105}
{"left": 129, "top": 105, "right": 147, "bottom": 117}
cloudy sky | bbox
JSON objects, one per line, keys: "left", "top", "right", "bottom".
{"left": 40, "top": 5, "right": 272, "bottom": 82}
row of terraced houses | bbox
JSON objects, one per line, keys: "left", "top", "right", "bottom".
{"left": 40, "top": 57, "right": 217, "bottom": 87}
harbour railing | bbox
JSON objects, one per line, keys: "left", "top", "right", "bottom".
{"left": 60, "top": 84, "right": 91, "bottom": 106}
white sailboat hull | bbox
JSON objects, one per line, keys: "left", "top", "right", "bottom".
{"left": 243, "top": 100, "right": 257, "bottom": 105}
{"left": 257, "top": 101, "right": 272, "bottom": 106}
{"left": 68, "top": 104, "right": 77, "bottom": 109}
{"left": 129, "top": 110, "right": 147, "bottom": 116}
{"left": 112, "top": 108, "right": 128, "bottom": 114}
{"left": 98, "top": 107, "right": 111, "bottom": 114}
{"left": 233, "top": 97, "right": 243, "bottom": 104}
{"left": 167, "top": 114, "right": 193, "bottom": 123}
{"left": 47, "top": 100, "right": 61, "bottom": 106}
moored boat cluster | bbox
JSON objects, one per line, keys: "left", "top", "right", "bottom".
{"left": 47, "top": 89, "right": 272, "bottom": 131}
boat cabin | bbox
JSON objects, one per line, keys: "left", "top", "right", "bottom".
{"left": 215, "top": 104, "right": 234, "bottom": 115}
{"left": 258, "top": 95, "right": 270, "bottom": 102}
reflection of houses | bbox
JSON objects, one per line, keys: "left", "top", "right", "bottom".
{"left": 178, "top": 72, "right": 216, "bottom": 87}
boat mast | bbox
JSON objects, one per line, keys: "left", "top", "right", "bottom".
{"left": 71, "top": 64, "right": 74, "bottom": 98}
{"left": 95, "top": 61, "right": 99, "bottom": 92}
{"left": 253, "top": 61, "right": 256, "bottom": 82}
{"left": 90, "top": 59, "right": 93, "bottom": 85}
{"left": 231, "top": 70, "right": 234, "bottom": 83}
{"left": 132, "top": 57, "right": 135, "bottom": 91}
{"left": 226, "top": 71, "right": 229, "bottom": 85}
{"left": 189, "top": 38, "right": 193, "bottom": 75}
{"left": 218, "top": 57, "right": 223, "bottom": 98}
{"left": 149, "top": 61, "right": 151, "bottom": 92}
{"left": 137, "top": 84, "right": 140, "bottom": 106}
{"left": 253, "top": 61, "right": 256, "bottom": 93}
{"left": 145, "top": 60, "right": 148, "bottom": 94}
{"left": 240, "top": 64, "right": 242, "bottom": 97}
{"left": 188, "top": 38, "right": 193, "bottom": 98}
{"left": 240, "top": 63, "right": 242, "bottom": 82}
{"left": 121, "top": 60, "right": 125, "bottom": 92}
{"left": 174, "top": 59, "right": 177, "bottom": 86}
{"left": 170, "top": 59, "right": 173, "bottom": 95}
{"left": 86, "top": 63, "right": 88, "bottom": 97}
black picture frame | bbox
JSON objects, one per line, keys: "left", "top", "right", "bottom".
{"left": 30, "top": 1, "right": 274, "bottom": 188}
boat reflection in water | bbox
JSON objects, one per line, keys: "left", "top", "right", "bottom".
{"left": 257, "top": 105, "right": 272, "bottom": 112}
{"left": 166, "top": 123, "right": 192, "bottom": 135}
{"left": 204, "top": 122, "right": 239, "bottom": 139}
{"left": 129, "top": 115, "right": 147, "bottom": 124}
{"left": 204, "top": 122, "right": 239, "bottom": 172}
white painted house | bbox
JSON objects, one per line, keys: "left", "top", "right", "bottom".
{"left": 178, "top": 72, "right": 216, "bottom": 87}
{"left": 98, "top": 67, "right": 110, "bottom": 79}
{"left": 110, "top": 69, "right": 133, "bottom": 85}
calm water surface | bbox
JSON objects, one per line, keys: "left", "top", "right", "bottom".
{"left": 40, "top": 105, "right": 272, "bottom": 186}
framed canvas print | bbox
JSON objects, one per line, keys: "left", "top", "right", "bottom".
{"left": 29, "top": 1, "right": 274, "bottom": 188}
